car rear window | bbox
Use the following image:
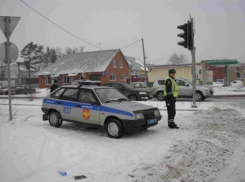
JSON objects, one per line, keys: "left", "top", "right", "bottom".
{"left": 157, "top": 80, "right": 165, "bottom": 85}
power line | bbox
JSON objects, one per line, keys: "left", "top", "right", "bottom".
{"left": 20, "top": 0, "right": 101, "bottom": 49}
{"left": 120, "top": 39, "right": 142, "bottom": 50}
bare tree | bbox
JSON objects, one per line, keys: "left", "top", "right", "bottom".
{"left": 168, "top": 53, "right": 187, "bottom": 64}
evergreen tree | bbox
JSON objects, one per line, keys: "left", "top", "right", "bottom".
{"left": 43, "top": 47, "right": 51, "bottom": 68}
{"left": 50, "top": 49, "right": 57, "bottom": 63}
{"left": 20, "top": 42, "right": 44, "bottom": 85}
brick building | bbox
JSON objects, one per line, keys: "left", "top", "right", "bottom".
{"left": 35, "top": 49, "right": 130, "bottom": 89}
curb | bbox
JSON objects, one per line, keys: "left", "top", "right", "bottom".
{"left": 212, "top": 95, "right": 245, "bottom": 98}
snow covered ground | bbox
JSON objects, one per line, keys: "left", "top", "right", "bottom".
{"left": 0, "top": 86, "right": 245, "bottom": 182}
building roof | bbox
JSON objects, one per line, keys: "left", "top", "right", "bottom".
{"left": 125, "top": 56, "right": 148, "bottom": 71}
{"left": 35, "top": 49, "right": 121, "bottom": 76}
{"left": 151, "top": 63, "right": 201, "bottom": 68}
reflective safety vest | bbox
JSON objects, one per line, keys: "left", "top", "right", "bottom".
{"left": 164, "top": 76, "right": 179, "bottom": 97}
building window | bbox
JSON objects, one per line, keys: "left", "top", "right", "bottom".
{"left": 45, "top": 76, "right": 52, "bottom": 85}
{"left": 64, "top": 76, "right": 70, "bottom": 84}
{"left": 121, "top": 74, "right": 125, "bottom": 80}
{"left": 90, "top": 74, "right": 101, "bottom": 81}
{"left": 113, "top": 60, "right": 117, "bottom": 68}
{"left": 110, "top": 74, "right": 116, "bottom": 81}
{"left": 119, "top": 60, "right": 123, "bottom": 68}
{"left": 237, "top": 72, "right": 240, "bottom": 78}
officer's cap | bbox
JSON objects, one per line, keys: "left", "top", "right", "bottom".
{"left": 168, "top": 69, "right": 176, "bottom": 74}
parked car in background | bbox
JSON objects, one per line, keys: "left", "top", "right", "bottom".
{"left": 213, "top": 79, "right": 224, "bottom": 86}
{"left": 101, "top": 82, "right": 153, "bottom": 101}
{"left": 0, "top": 89, "right": 5, "bottom": 95}
{"left": 151, "top": 77, "right": 213, "bottom": 101}
{"left": 230, "top": 79, "right": 243, "bottom": 87}
{"left": 2, "top": 86, "right": 17, "bottom": 95}
{"left": 15, "top": 85, "right": 36, "bottom": 94}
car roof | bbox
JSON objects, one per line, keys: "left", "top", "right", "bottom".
{"left": 60, "top": 85, "right": 111, "bottom": 89}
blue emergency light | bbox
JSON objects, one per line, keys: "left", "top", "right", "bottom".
{"left": 76, "top": 80, "right": 102, "bottom": 87}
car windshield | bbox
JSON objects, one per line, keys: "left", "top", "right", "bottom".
{"left": 95, "top": 88, "right": 128, "bottom": 103}
{"left": 180, "top": 78, "right": 192, "bottom": 85}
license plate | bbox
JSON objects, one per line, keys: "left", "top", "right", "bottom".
{"left": 147, "top": 118, "right": 157, "bottom": 125}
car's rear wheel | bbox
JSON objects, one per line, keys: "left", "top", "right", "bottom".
{"left": 49, "top": 111, "right": 63, "bottom": 127}
{"left": 105, "top": 119, "right": 124, "bottom": 138}
{"left": 196, "top": 91, "right": 204, "bottom": 101}
{"left": 128, "top": 95, "right": 137, "bottom": 101}
{"left": 156, "top": 91, "right": 164, "bottom": 101}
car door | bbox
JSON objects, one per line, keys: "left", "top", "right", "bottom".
{"left": 176, "top": 79, "right": 191, "bottom": 96}
{"left": 57, "top": 88, "right": 80, "bottom": 121}
{"left": 76, "top": 88, "right": 101, "bottom": 124}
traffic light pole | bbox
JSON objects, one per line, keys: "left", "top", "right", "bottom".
{"left": 189, "top": 18, "right": 197, "bottom": 108}
{"left": 191, "top": 47, "right": 197, "bottom": 108}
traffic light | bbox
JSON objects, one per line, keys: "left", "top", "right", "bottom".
{"left": 187, "top": 20, "right": 193, "bottom": 50}
{"left": 177, "top": 23, "right": 188, "bottom": 48}
{"left": 177, "top": 20, "right": 194, "bottom": 50}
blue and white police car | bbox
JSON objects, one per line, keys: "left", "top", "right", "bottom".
{"left": 41, "top": 81, "right": 162, "bottom": 138}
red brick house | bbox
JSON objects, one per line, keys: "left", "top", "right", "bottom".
{"left": 35, "top": 49, "right": 130, "bottom": 89}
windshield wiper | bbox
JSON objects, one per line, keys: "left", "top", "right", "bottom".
{"left": 117, "top": 98, "right": 128, "bottom": 102}
{"left": 103, "top": 98, "right": 127, "bottom": 103}
{"left": 103, "top": 100, "right": 111, "bottom": 103}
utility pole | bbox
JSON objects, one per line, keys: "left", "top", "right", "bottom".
{"left": 141, "top": 39, "right": 148, "bottom": 86}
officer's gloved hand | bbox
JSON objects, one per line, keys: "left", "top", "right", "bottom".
{"left": 167, "top": 94, "right": 176, "bottom": 102}
{"left": 166, "top": 94, "right": 173, "bottom": 100}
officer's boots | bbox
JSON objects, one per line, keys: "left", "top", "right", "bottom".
{"left": 168, "top": 121, "right": 179, "bottom": 129}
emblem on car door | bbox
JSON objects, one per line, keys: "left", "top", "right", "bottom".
{"left": 83, "top": 109, "right": 90, "bottom": 119}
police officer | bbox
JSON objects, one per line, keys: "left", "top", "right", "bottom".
{"left": 164, "top": 69, "right": 179, "bottom": 129}
{"left": 50, "top": 80, "right": 59, "bottom": 93}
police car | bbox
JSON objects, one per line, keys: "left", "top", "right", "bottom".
{"left": 42, "top": 81, "right": 162, "bottom": 138}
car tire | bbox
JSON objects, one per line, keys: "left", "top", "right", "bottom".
{"left": 196, "top": 91, "right": 204, "bottom": 101}
{"left": 49, "top": 111, "right": 63, "bottom": 127}
{"left": 128, "top": 95, "right": 138, "bottom": 101}
{"left": 105, "top": 119, "right": 124, "bottom": 139}
{"left": 156, "top": 91, "right": 164, "bottom": 101}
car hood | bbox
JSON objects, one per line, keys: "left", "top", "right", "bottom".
{"left": 102, "top": 101, "right": 155, "bottom": 112}
{"left": 196, "top": 85, "right": 211, "bottom": 90}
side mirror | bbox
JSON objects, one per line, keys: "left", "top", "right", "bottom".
{"left": 185, "top": 83, "right": 189, "bottom": 87}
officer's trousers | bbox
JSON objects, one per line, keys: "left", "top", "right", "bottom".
{"left": 166, "top": 100, "right": 176, "bottom": 122}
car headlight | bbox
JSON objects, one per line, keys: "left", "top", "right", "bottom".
{"left": 154, "top": 110, "right": 160, "bottom": 117}
{"left": 139, "top": 92, "right": 147, "bottom": 95}
{"left": 134, "top": 113, "right": 144, "bottom": 120}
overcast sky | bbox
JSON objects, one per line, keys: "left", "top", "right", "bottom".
{"left": 0, "top": 0, "right": 244, "bottom": 65}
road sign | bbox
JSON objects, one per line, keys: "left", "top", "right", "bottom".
{"left": 0, "top": 16, "right": 21, "bottom": 38}
{"left": 0, "top": 42, "right": 19, "bottom": 63}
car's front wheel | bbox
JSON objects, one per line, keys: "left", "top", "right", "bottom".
{"left": 49, "top": 111, "right": 63, "bottom": 127}
{"left": 105, "top": 119, "right": 124, "bottom": 138}
{"left": 156, "top": 91, "right": 164, "bottom": 101}
{"left": 128, "top": 94, "right": 138, "bottom": 101}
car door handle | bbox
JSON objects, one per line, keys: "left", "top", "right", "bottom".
{"left": 57, "top": 101, "right": 62, "bottom": 104}
{"left": 76, "top": 104, "right": 81, "bottom": 107}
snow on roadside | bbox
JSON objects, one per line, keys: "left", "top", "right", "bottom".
{"left": 129, "top": 105, "right": 245, "bottom": 182}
